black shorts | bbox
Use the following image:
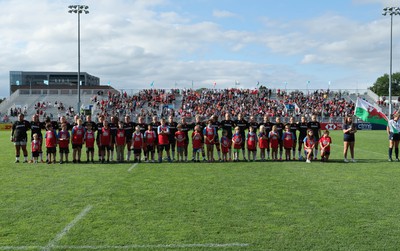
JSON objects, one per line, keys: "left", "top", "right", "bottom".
{"left": 389, "top": 133, "right": 400, "bottom": 141}
{"left": 133, "top": 149, "right": 142, "bottom": 154}
{"left": 60, "top": 147, "right": 69, "bottom": 154}
{"left": 86, "top": 147, "right": 94, "bottom": 153}
{"left": 344, "top": 135, "right": 355, "bottom": 142}
{"left": 100, "top": 145, "right": 112, "bottom": 151}
{"left": 146, "top": 145, "right": 155, "bottom": 152}
{"left": 32, "top": 151, "right": 40, "bottom": 157}
{"left": 72, "top": 144, "right": 82, "bottom": 149}
{"left": 158, "top": 144, "right": 170, "bottom": 152}
{"left": 47, "top": 147, "right": 56, "bottom": 154}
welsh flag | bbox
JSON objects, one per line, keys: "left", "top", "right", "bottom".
{"left": 355, "top": 98, "right": 388, "bottom": 126}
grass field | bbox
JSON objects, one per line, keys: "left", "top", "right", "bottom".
{"left": 1, "top": 130, "right": 400, "bottom": 251}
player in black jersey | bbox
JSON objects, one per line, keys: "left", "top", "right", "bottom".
{"left": 83, "top": 115, "right": 97, "bottom": 131}
{"left": 167, "top": 116, "right": 178, "bottom": 160}
{"left": 248, "top": 116, "right": 259, "bottom": 133}
{"left": 297, "top": 116, "right": 308, "bottom": 160}
{"left": 260, "top": 114, "right": 274, "bottom": 159}
{"left": 234, "top": 113, "right": 249, "bottom": 160}
{"left": 109, "top": 116, "right": 119, "bottom": 161}
{"left": 136, "top": 116, "right": 148, "bottom": 161}
{"left": 11, "top": 114, "right": 31, "bottom": 163}
{"left": 124, "top": 115, "right": 136, "bottom": 161}
{"left": 220, "top": 113, "right": 235, "bottom": 160}
{"left": 307, "top": 114, "right": 321, "bottom": 159}
{"left": 96, "top": 115, "right": 105, "bottom": 161}
{"left": 289, "top": 117, "right": 298, "bottom": 159}
{"left": 149, "top": 116, "right": 161, "bottom": 154}
{"left": 30, "top": 114, "right": 45, "bottom": 162}
{"left": 274, "top": 117, "right": 284, "bottom": 160}
{"left": 210, "top": 115, "right": 222, "bottom": 161}
{"left": 180, "top": 117, "right": 191, "bottom": 161}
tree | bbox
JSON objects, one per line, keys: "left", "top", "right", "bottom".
{"left": 369, "top": 73, "right": 400, "bottom": 96}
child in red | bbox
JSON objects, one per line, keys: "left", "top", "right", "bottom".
{"left": 258, "top": 125, "right": 268, "bottom": 161}
{"left": 71, "top": 118, "right": 85, "bottom": 163}
{"left": 115, "top": 121, "right": 126, "bottom": 163}
{"left": 132, "top": 125, "right": 144, "bottom": 163}
{"left": 319, "top": 130, "right": 332, "bottom": 162}
{"left": 99, "top": 120, "right": 111, "bottom": 163}
{"left": 31, "top": 133, "right": 41, "bottom": 164}
{"left": 269, "top": 125, "right": 279, "bottom": 161}
{"left": 232, "top": 127, "right": 242, "bottom": 162}
{"left": 175, "top": 124, "right": 186, "bottom": 162}
{"left": 247, "top": 126, "right": 257, "bottom": 161}
{"left": 191, "top": 125, "right": 203, "bottom": 162}
{"left": 58, "top": 122, "right": 70, "bottom": 164}
{"left": 157, "top": 118, "right": 171, "bottom": 163}
{"left": 45, "top": 123, "right": 57, "bottom": 164}
{"left": 203, "top": 120, "right": 216, "bottom": 162}
{"left": 282, "top": 124, "right": 295, "bottom": 161}
{"left": 144, "top": 125, "right": 156, "bottom": 163}
{"left": 304, "top": 129, "right": 316, "bottom": 163}
{"left": 85, "top": 123, "right": 95, "bottom": 163}
{"left": 220, "top": 130, "right": 231, "bottom": 162}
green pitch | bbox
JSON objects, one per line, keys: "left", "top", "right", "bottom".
{"left": 1, "top": 130, "right": 400, "bottom": 251}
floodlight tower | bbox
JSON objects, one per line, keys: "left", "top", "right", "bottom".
{"left": 68, "top": 5, "right": 89, "bottom": 114}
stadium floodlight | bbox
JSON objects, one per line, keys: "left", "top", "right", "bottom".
{"left": 383, "top": 7, "right": 400, "bottom": 120}
{"left": 68, "top": 4, "right": 89, "bottom": 114}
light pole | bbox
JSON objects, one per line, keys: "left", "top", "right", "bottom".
{"left": 382, "top": 7, "right": 400, "bottom": 120}
{"left": 68, "top": 5, "right": 89, "bottom": 115}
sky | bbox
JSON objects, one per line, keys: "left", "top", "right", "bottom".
{"left": 0, "top": 0, "right": 399, "bottom": 97}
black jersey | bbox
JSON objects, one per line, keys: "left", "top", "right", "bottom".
{"left": 124, "top": 122, "right": 136, "bottom": 140}
{"left": 308, "top": 121, "right": 321, "bottom": 139}
{"left": 193, "top": 121, "right": 206, "bottom": 137}
{"left": 149, "top": 122, "right": 161, "bottom": 142}
{"left": 211, "top": 121, "right": 221, "bottom": 139}
{"left": 261, "top": 121, "right": 274, "bottom": 135}
{"left": 109, "top": 122, "right": 118, "bottom": 138}
{"left": 220, "top": 119, "right": 235, "bottom": 138}
{"left": 83, "top": 121, "right": 97, "bottom": 131}
{"left": 167, "top": 121, "right": 178, "bottom": 141}
{"left": 30, "top": 121, "right": 45, "bottom": 139}
{"left": 289, "top": 123, "right": 298, "bottom": 140}
{"left": 298, "top": 122, "right": 308, "bottom": 141}
{"left": 180, "top": 123, "right": 191, "bottom": 144}
{"left": 136, "top": 123, "right": 148, "bottom": 135}
{"left": 249, "top": 122, "right": 259, "bottom": 133}
{"left": 234, "top": 119, "right": 249, "bottom": 136}
{"left": 12, "top": 120, "right": 31, "bottom": 141}
{"left": 275, "top": 122, "right": 284, "bottom": 139}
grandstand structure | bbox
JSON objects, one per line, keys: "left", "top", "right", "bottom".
{"left": 0, "top": 85, "right": 395, "bottom": 124}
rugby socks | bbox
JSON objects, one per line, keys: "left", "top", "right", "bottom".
{"left": 395, "top": 148, "right": 399, "bottom": 159}
{"left": 389, "top": 147, "right": 393, "bottom": 160}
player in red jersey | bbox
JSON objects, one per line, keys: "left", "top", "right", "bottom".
{"left": 246, "top": 126, "right": 258, "bottom": 161}
{"left": 45, "top": 123, "right": 57, "bottom": 164}
{"left": 99, "top": 120, "right": 111, "bottom": 163}
{"left": 144, "top": 124, "right": 156, "bottom": 163}
{"left": 58, "top": 122, "right": 70, "bottom": 164}
{"left": 232, "top": 127, "right": 242, "bottom": 162}
{"left": 319, "top": 130, "right": 332, "bottom": 162}
{"left": 258, "top": 125, "right": 268, "bottom": 161}
{"left": 85, "top": 123, "right": 95, "bottom": 163}
{"left": 115, "top": 121, "right": 126, "bottom": 163}
{"left": 131, "top": 125, "right": 143, "bottom": 163}
{"left": 220, "top": 130, "right": 232, "bottom": 162}
{"left": 304, "top": 129, "right": 316, "bottom": 163}
{"left": 204, "top": 120, "right": 216, "bottom": 162}
{"left": 268, "top": 125, "right": 279, "bottom": 161}
{"left": 157, "top": 118, "right": 171, "bottom": 163}
{"left": 71, "top": 118, "right": 85, "bottom": 163}
{"left": 31, "top": 133, "right": 41, "bottom": 164}
{"left": 175, "top": 124, "right": 186, "bottom": 162}
{"left": 191, "top": 125, "right": 203, "bottom": 162}
{"left": 282, "top": 124, "right": 295, "bottom": 161}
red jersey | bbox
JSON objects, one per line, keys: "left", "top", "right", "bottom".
{"left": 58, "top": 130, "right": 70, "bottom": 148}
{"left": 71, "top": 125, "right": 85, "bottom": 144}
{"left": 247, "top": 132, "right": 257, "bottom": 151}
{"left": 45, "top": 130, "right": 57, "bottom": 148}
{"left": 192, "top": 131, "right": 203, "bottom": 149}
{"left": 204, "top": 126, "right": 216, "bottom": 145}
{"left": 232, "top": 133, "right": 242, "bottom": 149}
{"left": 282, "top": 131, "right": 294, "bottom": 149}
{"left": 157, "top": 125, "right": 169, "bottom": 145}
{"left": 258, "top": 132, "right": 268, "bottom": 149}
{"left": 100, "top": 127, "right": 111, "bottom": 146}
{"left": 144, "top": 130, "right": 156, "bottom": 146}
{"left": 269, "top": 131, "right": 279, "bottom": 149}
{"left": 85, "top": 130, "right": 95, "bottom": 148}
{"left": 116, "top": 129, "right": 126, "bottom": 146}
{"left": 303, "top": 137, "right": 315, "bottom": 149}
{"left": 319, "top": 136, "right": 332, "bottom": 151}
{"left": 31, "top": 140, "right": 41, "bottom": 152}
{"left": 220, "top": 136, "right": 231, "bottom": 153}
{"left": 175, "top": 131, "right": 186, "bottom": 147}
{"left": 132, "top": 132, "right": 143, "bottom": 149}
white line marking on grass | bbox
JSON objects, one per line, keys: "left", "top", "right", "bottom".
{"left": 0, "top": 243, "right": 250, "bottom": 250}
{"left": 42, "top": 205, "right": 93, "bottom": 251}
{"left": 128, "top": 163, "right": 138, "bottom": 172}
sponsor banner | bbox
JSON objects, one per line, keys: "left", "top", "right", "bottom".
{"left": 320, "top": 123, "right": 343, "bottom": 131}
{"left": 356, "top": 123, "right": 386, "bottom": 130}
{"left": 0, "top": 123, "right": 12, "bottom": 131}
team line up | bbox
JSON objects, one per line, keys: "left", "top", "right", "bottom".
{"left": 10, "top": 112, "right": 359, "bottom": 164}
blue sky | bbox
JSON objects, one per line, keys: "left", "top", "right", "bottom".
{"left": 0, "top": 0, "right": 398, "bottom": 97}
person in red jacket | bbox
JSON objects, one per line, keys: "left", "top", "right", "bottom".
{"left": 71, "top": 118, "right": 85, "bottom": 163}
{"left": 319, "top": 130, "right": 332, "bottom": 162}
{"left": 45, "top": 123, "right": 57, "bottom": 164}
{"left": 132, "top": 125, "right": 144, "bottom": 163}
{"left": 258, "top": 125, "right": 268, "bottom": 161}
{"left": 144, "top": 125, "right": 156, "bottom": 163}
{"left": 85, "top": 123, "right": 95, "bottom": 163}
{"left": 31, "top": 133, "right": 41, "bottom": 164}
{"left": 247, "top": 126, "right": 258, "bottom": 161}
{"left": 99, "top": 120, "right": 111, "bottom": 163}
{"left": 115, "top": 121, "right": 126, "bottom": 163}
{"left": 175, "top": 124, "right": 186, "bottom": 162}
{"left": 191, "top": 125, "right": 203, "bottom": 162}
{"left": 58, "top": 122, "right": 70, "bottom": 164}
{"left": 220, "top": 130, "right": 232, "bottom": 162}
{"left": 157, "top": 118, "right": 171, "bottom": 163}
{"left": 232, "top": 127, "right": 242, "bottom": 162}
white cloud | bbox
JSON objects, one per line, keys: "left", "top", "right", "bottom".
{"left": 212, "top": 9, "right": 238, "bottom": 19}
